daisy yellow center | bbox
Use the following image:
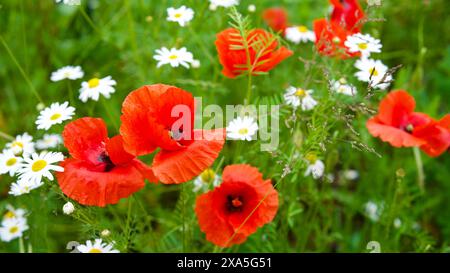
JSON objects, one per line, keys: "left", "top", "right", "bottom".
{"left": 369, "top": 67, "right": 379, "bottom": 76}
{"left": 88, "top": 78, "right": 100, "bottom": 88}
{"left": 358, "top": 43, "right": 368, "bottom": 50}
{"left": 200, "top": 168, "right": 216, "bottom": 183}
{"left": 12, "top": 141, "right": 23, "bottom": 148}
{"left": 4, "top": 211, "right": 15, "bottom": 219}
{"left": 6, "top": 158, "right": 17, "bottom": 166}
{"left": 174, "top": 13, "right": 182, "bottom": 18}
{"left": 297, "top": 26, "right": 308, "bottom": 33}
{"left": 31, "top": 159, "right": 47, "bottom": 172}
{"left": 89, "top": 248, "right": 103, "bottom": 253}
{"left": 238, "top": 128, "right": 248, "bottom": 135}
{"left": 50, "top": 113, "right": 61, "bottom": 121}
{"left": 9, "top": 226, "right": 19, "bottom": 234}
{"left": 295, "top": 88, "right": 306, "bottom": 98}
{"left": 169, "top": 55, "right": 178, "bottom": 60}
{"left": 305, "top": 153, "right": 318, "bottom": 164}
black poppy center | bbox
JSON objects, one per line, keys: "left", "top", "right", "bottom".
{"left": 98, "top": 152, "right": 115, "bottom": 172}
{"left": 226, "top": 195, "right": 244, "bottom": 212}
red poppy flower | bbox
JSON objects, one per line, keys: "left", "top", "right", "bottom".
{"left": 330, "top": 0, "right": 365, "bottom": 33}
{"left": 56, "top": 117, "right": 154, "bottom": 207}
{"left": 120, "top": 84, "right": 225, "bottom": 184}
{"left": 313, "top": 18, "right": 358, "bottom": 59}
{"left": 215, "top": 28, "right": 293, "bottom": 78}
{"left": 262, "top": 7, "right": 289, "bottom": 33}
{"left": 195, "top": 164, "right": 278, "bottom": 247}
{"left": 366, "top": 90, "right": 450, "bottom": 157}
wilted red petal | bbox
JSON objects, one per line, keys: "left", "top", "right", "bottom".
{"left": 62, "top": 117, "right": 108, "bottom": 165}
{"left": 151, "top": 129, "right": 225, "bottom": 184}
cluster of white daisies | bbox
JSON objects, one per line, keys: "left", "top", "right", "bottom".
{"left": 0, "top": 205, "right": 28, "bottom": 242}
{"left": 0, "top": 133, "right": 64, "bottom": 196}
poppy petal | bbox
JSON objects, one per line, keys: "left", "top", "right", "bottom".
{"left": 62, "top": 117, "right": 108, "bottom": 165}
{"left": 413, "top": 115, "right": 450, "bottom": 157}
{"left": 151, "top": 129, "right": 225, "bottom": 184}
{"left": 377, "top": 90, "right": 416, "bottom": 127}
{"left": 106, "top": 135, "right": 135, "bottom": 165}
{"left": 367, "top": 117, "right": 425, "bottom": 147}
{"left": 57, "top": 158, "right": 146, "bottom": 207}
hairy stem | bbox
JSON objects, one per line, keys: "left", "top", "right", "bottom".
{"left": 413, "top": 147, "right": 425, "bottom": 192}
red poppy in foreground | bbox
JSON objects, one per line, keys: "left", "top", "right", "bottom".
{"left": 366, "top": 90, "right": 450, "bottom": 157}
{"left": 57, "top": 117, "right": 154, "bottom": 207}
{"left": 195, "top": 164, "right": 278, "bottom": 247}
{"left": 330, "top": 0, "right": 365, "bottom": 32}
{"left": 313, "top": 18, "right": 358, "bottom": 59}
{"left": 262, "top": 7, "right": 289, "bottom": 33}
{"left": 120, "top": 84, "right": 225, "bottom": 184}
{"left": 215, "top": 28, "right": 293, "bottom": 78}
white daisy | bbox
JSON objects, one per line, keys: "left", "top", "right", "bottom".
{"left": 153, "top": 47, "right": 194, "bottom": 68}
{"left": 5, "top": 133, "right": 35, "bottom": 156}
{"left": 226, "top": 116, "right": 258, "bottom": 141}
{"left": 331, "top": 78, "right": 357, "bottom": 96}
{"left": 50, "top": 65, "right": 84, "bottom": 82}
{"left": 0, "top": 150, "right": 23, "bottom": 176}
{"left": 209, "top": 0, "right": 239, "bottom": 8}
{"left": 17, "top": 151, "right": 64, "bottom": 185}
{"left": 9, "top": 178, "right": 43, "bottom": 196}
{"left": 63, "top": 202, "right": 75, "bottom": 215}
{"left": 77, "top": 239, "right": 120, "bottom": 253}
{"left": 3, "top": 205, "right": 27, "bottom": 220}
{"left": 364, "top": 201, "right": 383, "bottom": 222}
{"left": 193, "top": 168, "right": 221, "bottom": 193}
{"left": 284, "top": 86, "right": 318, "bottom": 111}
{"left": 354, "top": 58, "right": 392, "bottom": 90}
{"left": 36, "top": 134, "right": 63, "bottom": 150}
{"left": 345, "top": 33, "right": 382, "bottom": 57}
{"left": 36, "top": 102, "right": 75, "bottom": 130}
{"left": 166, "top": 6, "right": 194, "bottom": 27}
{"left": 304, "top": 153, "right": 325, "bottom": 179}
{"left": 285, "top": 26, "right": 316, "bottom": 44}
{"left": 79, "top": 76, "right": 117, "bottom": 102}
{"left": 0, "top": 217, "right": 28, "bottom": 242}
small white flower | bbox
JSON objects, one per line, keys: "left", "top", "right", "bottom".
{"left": 342, "top": 169, "right": 359, "bottom": 180}
{"left": 2, "top": 205, "right": 27, "bottom": 221}
{"left": 331, "top": 78, "right": 357, "bottom": 96}
{"left": 191, "top": 59, "right": 201, "bottom": 68}
{"left": 345, "top": 33, "right": 382, "bottom": 57}
{"left": 0, "top": 217, "right": 28, "bottom": 242}
{"left": 354, "top": 58, "right": 392, "bottom": 90}
{"left": 101, "top": 229, "right": 111, "bottom": 237}
{"left": 209, "top": 0, "right": 239, "bottom": 8}
{"left": 5, "top": 133, "right": 35, "bottom": 156}
{"left": 50, "top": 65, "right": 84, "bottom": 82}
{"left": 364, "top": 201, "right": 383, "bottom": 222}
{"left": 285, "top": 26, "right": 316, "bottom": 44}
{"left": 304, "top": 154, "right": 325, "bottom": 179}
{"left": 284, "top": 86, "right": 318, "bottom": 111}
{"left": 153, "top": 47, "right": 194, "bottom": 69}
{"left": 36, "top": 103, "right": 45, "bottom": 111}
{"left": 17, "top": 151, "right": 64, "bottom": 185}
{"left": 193, "top": 168, "right": 221, "bottom": 193}
{"left": 248, "top": 4, "right": 256, "bottom": 12}
{"left": 77, "top": 239, "right": 120, "bottom": 253}
{"left": 166, "top": 6, "right": 194, "bottom": 27}
{"left": 36, "top": 101, "right": 75, "bottom": 130}
{"left": 393, "top": 218, "right": 402, "bottom": 229}
{"left": 63, "top": 202, "right": 75, "bottom": 215}
{"left": 9, "top": 179, "right": 42, "bottom": 196}
{"left": 226, "top": 116, "right": 258, "bottom": 141}
{"left": 0, "top": 150, "right": 23, "bottom": 176}
{"left": 36, "top": 134, "right": 63, "bottom": 150}
{"left": 79, "top": 76, "right": 117, "bottom": 102}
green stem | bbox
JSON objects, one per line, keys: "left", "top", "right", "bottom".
{"left": 0, "top": 130, "right": 14, "bottom": 141}
{"left": 413, "top": 147, "right": 425, "bottom": 192}
{"left": 67, "top": 80, "right": 75, "bottom": 106}
{"left": 0, "top": 35, "right": 43, "bottom": 104}
{"left": 245, "top": 72, "right": 253, "bottom": 105}
{"left": 19, "top": 237, "right": 25, "bottom": 253}
{"left": 124, "top": 198, "right": 134, "bottom": 252}
{"left": 181, "top": 183, "right": 186, "bottom": 252}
